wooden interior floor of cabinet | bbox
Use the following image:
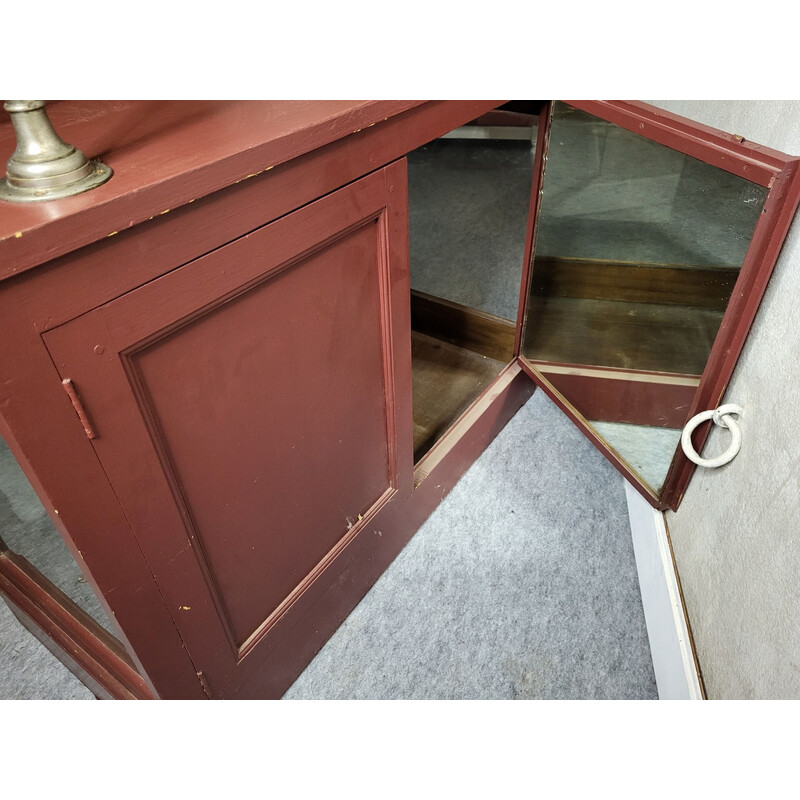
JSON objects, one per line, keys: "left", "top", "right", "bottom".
{"left": 411, "top": 330, "right": 506, "bottom": 463}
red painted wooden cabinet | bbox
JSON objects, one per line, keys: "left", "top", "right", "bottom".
{"left": 42, "top": 164, "right": 413, "bottom": 698}
{"left": 0, "top": 101, "right": 533, "bottom": 699}
{"left": 1, "top": 101, "right": 797, "bottom": 699}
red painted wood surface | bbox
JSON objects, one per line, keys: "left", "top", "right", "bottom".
{"left": 0, "top": 101, "right": 415, "bottom": 277}
{"left": 43, "top": 163, "right": 413, "bottom": 697}
{"left": 0, "top": 549, "right": 152, "bottom": 699}
{"left": 0, "top": 100, "right": 507, "bottom": 698}
{"left": 3, "top": 97, "right": 790, "bottom": 696}
{"left": 660, "top": 154, "right": 800, "bottom": 509}
{"left": 0, "top": 101, "right": 502, "bottom": 282}
{"left": 12, "top": 101, "right": 501, "bottom": 336}
{"left": 230, "top": 363, "right": 535, "bottom": 699}
{"left": 531, "top": 363, "right": 699, "bottom": 429}
{"left": 0, "top": 297, "right": 203, "bottom": 698}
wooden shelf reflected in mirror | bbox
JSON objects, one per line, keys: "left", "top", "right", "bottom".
{"left": 518, "top": 100, "right": 800, "bottom": 509}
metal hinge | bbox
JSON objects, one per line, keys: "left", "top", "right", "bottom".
{"left": 61, "top": 378, "right": 96, "bottom": 440}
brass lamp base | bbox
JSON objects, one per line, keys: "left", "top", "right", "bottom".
{"left": 0, "top": 100, "right": 113, "bottom": 203}
{"left": 0, "top": 161, "right": 112, "bottom": 203}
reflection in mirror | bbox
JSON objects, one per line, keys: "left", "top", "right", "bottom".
{"left": 409, "top": 110, "right": 537, "bottom": 320}
{"left": 408, "top": 105, "right": 538, "bottom": 462}
{"left": 0, "top": 434, "right": 118, "bottom": 635}
{"left": 522, "top": 102, "right": 768, "bottom": 493}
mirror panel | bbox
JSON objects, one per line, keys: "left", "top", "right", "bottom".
{"left": 408, "top": 116, "right": 536, "bottom": 321}
{"left": 407, "top": 108, "right": 538, "bottom": 463}
{"left": 0, "top": 434, "right": 118, "bottom": 635}
{"left": 522, "top": 102, "right": 768, "bottom": 494}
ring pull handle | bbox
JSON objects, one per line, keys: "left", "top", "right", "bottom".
{"left": 681, "top": 404, "right": 743, "bottom": 468}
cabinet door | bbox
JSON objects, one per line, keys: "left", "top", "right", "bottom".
{"left": 516, "top": 101, "right": 800, "bottom": 510}
{"left": 43, "top": 163, "right": 412, "bottom": 698}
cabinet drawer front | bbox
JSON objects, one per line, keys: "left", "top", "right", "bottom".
{"left": 43, "top": 163, "right": 412, "bottom": 697}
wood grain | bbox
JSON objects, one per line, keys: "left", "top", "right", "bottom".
{"left": 412, "top": 331, "right": 506, "bottom": 463}
{"left": 531, "top": 256, "right": 739, "bottom": 310}
{"left": 410, "top": 290, "right": 515, "bottom": 362}
{"left": 524, "top": 295, "right": 724, "bottom": 375}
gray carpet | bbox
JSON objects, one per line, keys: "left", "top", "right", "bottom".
{"left": 591, "top": 421, "right": 682, "bottom": 494}
{"left": 408, "top": 138, "right": 535, "bottom": 321}
{"left": 537, "top": 103, "right": 766, "bottom": 267}
{"left": 285, "top": 389, "right": 657, "bottom": 700}
{"left": 0, "top": 598, "right": 93, "bottom": 699}
{"left": 0, "top": 436, "right": 111, "bottom": 699}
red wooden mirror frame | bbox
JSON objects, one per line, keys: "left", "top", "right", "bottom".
{"left": 514, "top": 100, "right": 800, "bottom": 511}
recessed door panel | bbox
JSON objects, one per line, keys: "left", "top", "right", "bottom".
{"left": 128, "top": 224, "right": 392, "bottom": 646}
{"left": 43, "top": 164, "right": 413, "bottom": 696}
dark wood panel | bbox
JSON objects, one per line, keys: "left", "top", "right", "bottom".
{"left": 410, "top": 290, "right": 515, "bottom": 362}
{"left": 131, "top": 222, "right": 393, "bottom": 647}
{"left": 411, "top": 331, "right": 506, "bottom": 463}
{"left": 524, "top": 296, "right": 724, "bottom": 375}
{"left": 531, "top": 256, "right": 739, "bottom": 310}
{"left": 413, "top": 362, "right": 534, "bottom": 486}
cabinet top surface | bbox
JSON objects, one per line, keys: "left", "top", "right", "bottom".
{"left": 0, "top": 100, "right": 425, "bottom": 282}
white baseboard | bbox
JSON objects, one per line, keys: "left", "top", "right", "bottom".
{"left": 624, "top": 480, "right": 704, "bottom": 700}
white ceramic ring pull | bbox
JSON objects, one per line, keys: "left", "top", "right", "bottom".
{"left": 681, "top": 403, "right": 743, "bottom": 468}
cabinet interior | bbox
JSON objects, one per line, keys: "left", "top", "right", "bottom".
{"left": 405, "top": 99, "right": 795, "bottom": 507}
{"left": 408, "top": 109, "right": 537, "bottom": 464}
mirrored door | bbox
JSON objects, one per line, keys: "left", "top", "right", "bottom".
{"left": 408, "top": 104, "right": 540, "bottom": 464}
{"left": 518, "top": 101, "right": 800, "bottom": 508}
